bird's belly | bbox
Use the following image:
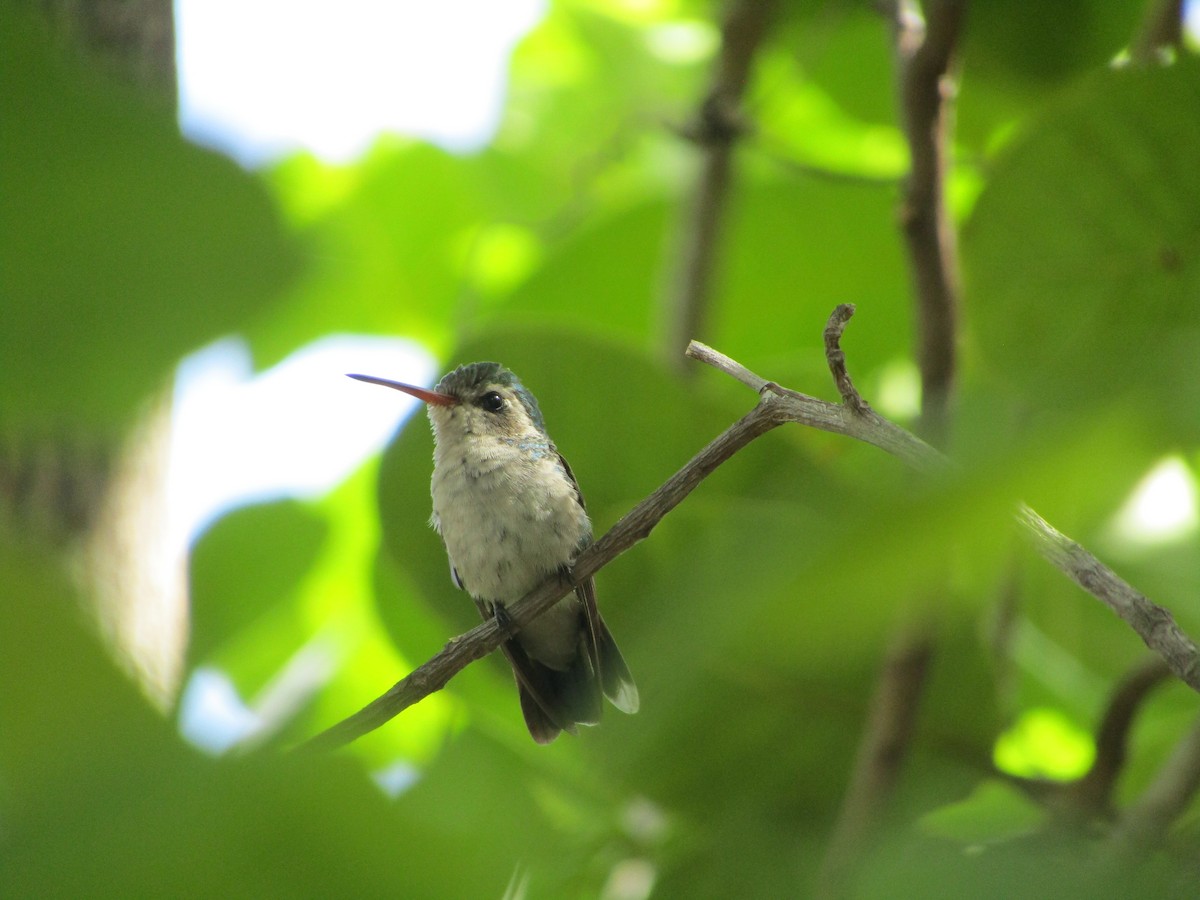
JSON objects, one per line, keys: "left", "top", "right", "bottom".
{"left": 431, "top": 459, "right": 589, "bottom": 604}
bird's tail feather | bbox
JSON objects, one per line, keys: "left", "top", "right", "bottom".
{"left": 594, "top": 618, "right": 639, "bottom": 715}
{"left": 503, "top": 635, "right": 601, "bottom": 744}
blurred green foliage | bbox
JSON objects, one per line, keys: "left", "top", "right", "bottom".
{"left": 3, "top": 1, "right": 1200, "bottom": 897}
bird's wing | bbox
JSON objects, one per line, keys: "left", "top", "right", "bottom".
{"left": 553, "top": 448, "right": 588, "bottom": 512}
{"left": 556, "top": 449, "right": 639, "bottom": 715}
{"left": 575, "top": 575, "right": 604, "bottom": 683}
{"left": 576, "top": 576, "right": 639, "bottom": 714}
{"left": 431, "top": 512, "right": 466, "bottom": 591}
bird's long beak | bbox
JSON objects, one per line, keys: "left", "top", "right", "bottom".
{"left": 346, "top": 373, "right": 457, "bottom": 406}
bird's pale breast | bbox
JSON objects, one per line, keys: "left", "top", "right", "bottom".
{"left": 430, "top": 435, "right": 590, "bottom": 605}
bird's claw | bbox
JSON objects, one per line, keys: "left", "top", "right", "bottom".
{"left": 493, "top": 602, "right": 515, "bottom": 633}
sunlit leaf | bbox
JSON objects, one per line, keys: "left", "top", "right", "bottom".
{"left": 993, "top": 708, "right": 1094, "bottom": 780}
{"left": 965, "top": 60, "right": 1200, "bottom": 434}
{"left": 189, "top": 500, "right": 327, "bottom": 664}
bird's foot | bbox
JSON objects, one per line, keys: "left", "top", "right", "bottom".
{"left": 492, "top": 602, "right": 516, "bottom": 634}
{"left": 556, "top": 563, "right": 578, "bottom": 589}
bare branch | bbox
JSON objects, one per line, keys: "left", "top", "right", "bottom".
{"left": 1075, "top": 657, "right": 1173, "bottom": 815}
{"left": 663, "top": 0, "right": 778, "bottom": 365}
{"left": 1017, "top": 508, "right": 1200, "bottom": 692}
{"left": 302, "top": 308, "right": 1200, "bottom": 750}
{"left": 1086, "top": 660, "right": 1170, "bottom": 802}
{"left": 704, "top": 312, "right": 1200, "bottom": 693}
{"left": 1111, "top": 716, "right": 1200, "bottom": 853}
{"left": 685, "top": 341, "right": 768, "bottom": 393}
{"left": 300, "top": 401, "right": 786, "bottom": 752}
{"left": 815, "top": 622, "right": 935, "bottom": 899}
{"left": 824, "top": 303, "right": 871, "bottom": 413}
{"left": 693, "top": 309, "right": 945, "bottom": 474}
{"left": 887, "top": 0, "right": 966, "bottom": 445}
{"left": 1130, "top": 0, "right": 1184, "bottom": 66}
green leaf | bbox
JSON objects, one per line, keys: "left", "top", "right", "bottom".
{"left": 781, "top": 5, "right": 898, "bottom": 128}
{"left": 254, "top": 143, "right": 490, "bottom": 364}
{"left": 993, "top": 709, "right": 1094, "bottom": 781}
{"left": 965, "top": 60, "right": 1200, "bottom": 433}
{"left": 0, "top": 545, "right": 520, "bottom": 897}
{"left": 499, "top": 175, "right": 911, "bottom": 379}
{"left": 0, "top": 9, "right": 299, "bottom": 427}
{"left": 965, "top": 2, "right": 1142, "bottom": 88}
{"left": 497, "top": 199, "right": 672, "bottom": 345}
{"left": 188, "top": 500, "right": 327, "bottom": 664}
{"left": 919, "top": 779, "right": 1046, "bottom": 844}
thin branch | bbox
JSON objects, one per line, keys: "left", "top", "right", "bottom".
{"left": 698, "top": 311, "right": 1200, "bottom": 693}
{"left": 819, "top": 7, "right": 967, "bottom": 887}
{"left": 1130, "top": 0, "right": 1184, "bottom": 66}
{"left": 759, "top": 379, "right": 944, "bottom": 475}
{"left": 1016, "top": 508, "right": 1200, "bottom": 692}
{"left": 303, "top": 307, "right": 1200, "bottom": 750}
{"left": 663, "top": 0, "right": 778, "bottom": 366}
{"left": 887, "top": 0, "right": 966, "bottom": 446}
{"left": 684, "top": 340, "right": 768, "bottom": 392}
{"left": 824, "top": 303, "right": 871, "bottom": 413}
{"left": 1110, "top": 715, "right": 1200, "bottom": 853}
{"left": 814, "top": 622, "right": 935, "bottom": 900}
{"left": 301, "top": 401, "right": 786, "bottom": 752}
{"left": 1072, "top": 657, "right": 1173, "bottom": 818}
{"left": 693, "top": 314, "right": 946, "bottom": 474}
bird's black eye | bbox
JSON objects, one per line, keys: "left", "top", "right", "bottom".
{"left": 479, "top": 391, "right": 505, "bottom": 413}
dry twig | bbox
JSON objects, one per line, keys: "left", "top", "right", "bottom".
{"left": 1000, "top": 658, "right": 1175, "bottom": 822}
{"left": 886, "top": 0, "right": 965, "bottom": 444}
{"left": 817, "top": 7, "right": 966, "bottom": 891}
{"left": 1130, "top": 0, "right": 1185, "bottom": 65}
{"left": 302, "top": 307, "right": 1200, "bottom": 751}
{"left": 1111, "top": 717, "right": 1200, "bottom": 852}
{"left": 815, "top": 622, "right": 935, "bottom": 898}
{"left": 663, "top": 0, "right": 778, "bottom": 364}
{"left": 1074, "top": 657, "right": 1174, "bottom": 819}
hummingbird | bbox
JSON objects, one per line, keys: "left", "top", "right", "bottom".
{"left": 348, "top": 362, "right": 638, "bottom": 743}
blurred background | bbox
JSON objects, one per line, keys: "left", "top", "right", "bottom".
{"left": 3, "top": 0, "right": 1200, "bottom": 896}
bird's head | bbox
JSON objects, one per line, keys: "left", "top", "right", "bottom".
{"left": 348, "top": 361, "right": 549, "bottom": 445}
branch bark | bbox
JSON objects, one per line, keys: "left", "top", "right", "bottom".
{"left": 301, "top": 398, "right": 787, "bottom": 752}
{"left": 1110, "top": 715, "right": 1200, "bottom": 853}
{"left": 1017, "top": 508, "right": 1200, "bottom": 691}
{"left": 302, "top": 306, "right": 1200, "bottom": 751}
{"left": 814, "top": 622, "right": 935, "bottom": 899}
{"left": 1130, "top": 0, "right": 1184, "bottom": 66}
{"left": 1073, "top": 657, "right": 1173, "bottom": 819}
{"left": 818, "top": 7, "right": 963, "bottom": 891}
{"left": 663, "top": 0, "right": 778, "bottom": 366}
{"left": 887, "top": 0, "right": 965, "bottom": 445}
